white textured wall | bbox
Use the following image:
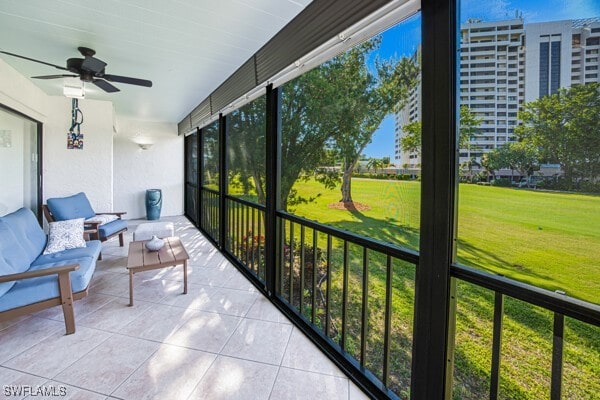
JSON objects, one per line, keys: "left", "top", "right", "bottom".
{"left": 43, "top": 97, "right": 114, "bottom": 212}
{"left": 0, "top": 58, "right": 47, "bottom": 123}
{"left": 113, "top": 118, "right": 183, "bottom": 219}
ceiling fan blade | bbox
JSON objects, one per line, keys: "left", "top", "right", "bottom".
{"left": 93, "top": 79, "right": 120, "bottom": 93}
{"left": 0, "top": 50, "right": 70, "bottom": 71}
{"left": 81, "top": 56, "right": 106, "bottom": 73}
{"left": 32, "top": 74, "right": 79, "bottom": 79}
{"left": 103, "top": 74, "right": 152, "bottom": 87}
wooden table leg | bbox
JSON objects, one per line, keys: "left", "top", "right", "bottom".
{"left": 183, "top": 260, "right": 188, "bottom": 295}
{"left": 129, "top": 270, "right": 134, "bottom": 306}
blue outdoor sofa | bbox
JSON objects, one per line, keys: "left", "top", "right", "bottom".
{"left": 0, "top": 207, "right": 101, "bottom": 334}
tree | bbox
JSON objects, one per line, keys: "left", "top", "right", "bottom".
{"left": 326, "top": 38, "right": 419, "bottom": 203}
{"left": 366, "top": 157, "right": 385, "bottom": 173}
{"left": 228, "top": 61, "right": 344, "bottom": 210}
{"left": 227, "top": 96, "right": 267, "bottom": 204}
{"left": 458, "top": 104, "right": 482, "bottom": 157}
{"left": 480, "top": 152, "right": 498, "bottom": 181}
{"left": 504, "top": 141, "right": 538, "bottom": 183}
{"left": 460, "top": 156, "right": 480, "bottom": 182}
{"left": 226, "top": 35, "right": 422, "bottom": 210}
{"left": 280, "top": 65, "right": 343, "bottom": 210}
{"left": 486, "top": 141, "right": 539, "bottom": 185}
{"left": 399, "top": 105, "right": 482, "bottom": 159}
{"left": 202, "top": 122, "right": 220, "bottom": 189}
{"left": 516, "top": 82, "right": 600, "bottom": 187}
{"left": 399, "top": 121, "right": 422, "bottom": 157}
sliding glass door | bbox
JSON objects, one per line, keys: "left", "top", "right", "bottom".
{"left": 0, "top": 105, "right": 41, "bottom": 220}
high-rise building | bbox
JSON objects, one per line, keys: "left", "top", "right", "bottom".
{"left": 394, "top": 17, "right": 600, "bottom": 167}
{"left": 525, "top": 18, "right": 600, "bottom": 101}
{"left": 572, "top": 18, "right": 600, "bottom": 85}
{"left": 394, "top": 47, "right": 421, "bottom": 168}
{"left": 394, "top": 81, "right": 421, "bottom": 167}
{"left": 459, "top": 17, "right": 526, "bottom": 164}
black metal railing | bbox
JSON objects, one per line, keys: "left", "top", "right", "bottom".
{"left": 276, "top": 211, "right": 419, "bottom": 394}
{"left": 200, "top": 187, "right": 220, "bottom": 242}
{"left": 193, "top": 202, "right": 600, "bottom": 399}
{"left": 225, "top": 195, "right": 266, "bottom": 283}
{"left": 450, "top": 264, "right": 600, "bottom": 400}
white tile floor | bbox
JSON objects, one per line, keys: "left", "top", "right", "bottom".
{"left": 0, "top": 216, "right": 369, "bottom": 400}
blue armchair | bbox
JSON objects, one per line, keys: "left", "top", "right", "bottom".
{"left": 44, "top": 193, "right": 127, "bottom": 257}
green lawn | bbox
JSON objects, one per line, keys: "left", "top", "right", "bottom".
{"left": 290, "top": 178, "right": 600, "bottom": 303}
{"left": 284, "top": 178, "right": 600, "bottom": 399}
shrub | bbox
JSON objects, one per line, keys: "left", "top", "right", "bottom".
{"left": 579, "top": 181, "right": 600, "bottom": 194}
{"left": 491, "top": 178, "right": 511, "bottom": 187}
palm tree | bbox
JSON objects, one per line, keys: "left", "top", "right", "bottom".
{"left": 366, "top": 158, "right": 385, "bottom": 174}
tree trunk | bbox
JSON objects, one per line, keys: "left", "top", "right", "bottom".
{"left": 340, "top": 166, "right": 353, "bottom": 203}
{"left": 252, "top": 171, "right": 265, "bottom": 205}
{"left": 563, "top": 164, "right": 574, "bottom": 189}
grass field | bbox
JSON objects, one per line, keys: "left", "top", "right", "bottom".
{"left": 281, "top": 178, "right": 600, "bottom": 399}
{"left": 289, "top": 178, "right": 600, "bottom": 303}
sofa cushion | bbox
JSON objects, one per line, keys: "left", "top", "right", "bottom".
{"left": 43, "top": 218, "right": 86, "bottom": 255}
{"left": 0, "top": 219, "right": 31, "bottom": 274}
{"left": 85, "top": 214, "right": 118, "bottom": 225}
{"left": 1, "top": 208, "right": 46, "bottom": 264}
{"left": 0, "top": 257, "right": 96, "bottom": 312}
{"left": 33, "top": 240, "right": 101, "bottom": 267}
{"left": 98, "top": 219, "right": 127, "bottom": 239}
{"left": 47, "top": 192, "right": 96, "bottom": 221}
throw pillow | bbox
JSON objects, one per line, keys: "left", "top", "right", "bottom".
{"left": 43, "top": 218, "right": 86, "bottom": 254}
{"left": 85, "top": 214, "right": 118, "bottom": 226}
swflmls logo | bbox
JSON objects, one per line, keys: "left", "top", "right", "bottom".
{"left": 3, "top": 385, "right": 67, "bottom": 397}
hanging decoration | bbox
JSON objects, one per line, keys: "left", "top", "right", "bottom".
{"left": 67, "top": 98, "right": 84, "bottom": 149}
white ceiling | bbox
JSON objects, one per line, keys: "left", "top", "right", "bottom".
{"left": 0, "top": 0, "right": 312, "bottom": 123}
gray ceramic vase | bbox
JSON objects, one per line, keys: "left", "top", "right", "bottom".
{"left": 145, "top": 235, "right": 165, "bottom": 251}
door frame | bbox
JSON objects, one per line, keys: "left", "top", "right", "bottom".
{"left": 0, "top": 103, "right": 43, "bottom": 224}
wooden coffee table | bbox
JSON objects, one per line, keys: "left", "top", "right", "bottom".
{"left": 126, "top": 236, "right": 189, "bottom": 306}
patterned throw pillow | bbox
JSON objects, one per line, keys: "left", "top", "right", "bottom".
{"left": 43, "top": 218, "right": 86, "bottom": 254}
{"left": 85, "top": 214, "right": 118, "bottom": 226}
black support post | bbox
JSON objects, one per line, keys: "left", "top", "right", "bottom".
{"left": 551, "top": 312, "right": 565, "bottom": 400}
{"left": 36, "top": 121, "right": 43, "bottom": 225}
{"left": 490, "top": 292, "right": 504, "bottom": 399}
{"left": 265, "top": 84, "right": 281, "bottom": 296}
{"left": 219, "top": 113, "right": 227, "bottom": 248}
{"left": 411, "top": 0, "right": 459, "bottom": 399}
{"left": 198, "top": 127, "right": 204, "bottom": 229}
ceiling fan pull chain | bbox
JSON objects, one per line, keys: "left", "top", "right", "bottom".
{"left": 69, "top": 98, "right": 83, "bottom": 134}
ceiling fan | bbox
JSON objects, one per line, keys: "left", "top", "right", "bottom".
{"left": 0, "top": 46, "right": 152, "bottom": 93}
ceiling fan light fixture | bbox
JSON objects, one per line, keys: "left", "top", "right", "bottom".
{"left": 63, "top": 82, "right": 85, "bottom": 99}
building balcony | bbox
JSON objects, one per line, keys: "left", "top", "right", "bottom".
{"left": 467, "top": 66, "right": 498, "bottom": 73}
{"left": 0, "top": 217, "right": 366, "bottom": 400}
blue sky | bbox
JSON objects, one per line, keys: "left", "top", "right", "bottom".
{"left": 362, "top": 0, "right": 599, "bottom": 160}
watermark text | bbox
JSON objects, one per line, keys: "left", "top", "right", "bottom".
{"left": 3, "top": 384, "right": 67, "bottom": 397}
